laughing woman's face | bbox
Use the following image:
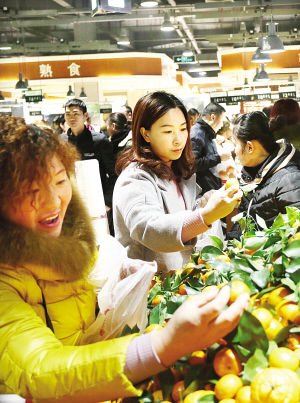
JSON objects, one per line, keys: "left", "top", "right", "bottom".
{"left": 2, "top": 154, "right": 72, "bottom": 237}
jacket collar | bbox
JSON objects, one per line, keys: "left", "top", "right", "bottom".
{"left": 196, "top": 118, "right": 217, "bottom": 139}
{"left": 0, "top": 187, "right": 96, "bottom": 281}
{"left": 155, "top": 175, "right": 194, "bottom": 213}
{"left": 241, "top": 139, "right": 297, "bottom": 188}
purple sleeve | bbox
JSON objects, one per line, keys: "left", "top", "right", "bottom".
{"left": 124, "top": 333, "right": 167, "bottom": 384}
{"left": 181, "top": 209, "right": 211, "bottom": 243}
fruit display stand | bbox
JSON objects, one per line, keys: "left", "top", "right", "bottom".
{"left": 123, "top": 207, "right": 300, "bottom": 403}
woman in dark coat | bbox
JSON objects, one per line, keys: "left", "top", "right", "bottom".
{"left": 106, "top": 112, "right": 132, "bottom": 156}
{"left": 270, "top": 98, "right": 300, "bottom": 151}
{"left": 228, "top": 111, "right": 300, "bottom": 240}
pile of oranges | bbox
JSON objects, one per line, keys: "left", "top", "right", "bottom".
{"left": 143, "top": 249, "right": 300, "bottom": 403}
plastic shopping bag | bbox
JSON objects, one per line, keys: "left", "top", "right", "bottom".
{"left": 83, "top": 235, "right": 157, "bottom": 343}
{"left": 210, "top": 138, "right": 237, "bottom": 180}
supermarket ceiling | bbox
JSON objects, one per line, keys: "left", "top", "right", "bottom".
{"left": 0, "top": 0, "right": 299, "bottom": 77}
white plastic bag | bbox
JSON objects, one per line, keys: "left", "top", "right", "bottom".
{"left": 210, "top": 139, "right": 237, "bottom": 180}
{"left": 83, "top": 235, "right": 157, "bottom": 343}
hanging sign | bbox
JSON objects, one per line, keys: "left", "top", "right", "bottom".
{"left": 24, "top": 89, "right": 43, "bottom": 103}
{"left": 173, "top": 55, "right": 196, "bottom": 64}
{"left": 29, "top": 110, "right": 42, "bottom": 116}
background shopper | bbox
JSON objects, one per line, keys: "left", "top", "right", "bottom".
{"left": 63, "top": 98, "right": 117, "bottom": 211}
{"left": 228, "top": 111, "right": 300, "bottom": 240}
{"left": 191, "top": 102, "right": 232, "bottom": 193}
{"left": 270, "top": 98, "right": 300, "bottom": 151}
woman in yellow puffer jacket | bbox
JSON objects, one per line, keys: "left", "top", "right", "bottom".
{"left": 0, "top": 116, "right": 248, "bottom": 403}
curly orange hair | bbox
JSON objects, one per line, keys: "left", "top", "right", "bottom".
{"left": 0, "top": 115, "right": 79, "bottom": 211}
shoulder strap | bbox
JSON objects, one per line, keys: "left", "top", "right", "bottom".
{"left": 41, "top": 292, "right": 54, "bottom": 333}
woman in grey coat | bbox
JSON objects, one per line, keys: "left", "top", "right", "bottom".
{"left": 113, "top": 92, "right": 242, "bottom": 272}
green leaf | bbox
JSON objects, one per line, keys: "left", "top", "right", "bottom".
{"left": 162, "top": 275, "right": 172, "bottom": 291}
{"left": 247, "top": 258, "right": 266, "bottom": 272}
{"left": 286, "top": 206, "right": 300, "bottom": 221}
{"left": 242, "top": 349, "right": 269, "bottom": 383}
{"left": 241, "top": 183, "right": 257, "bottom": 194}
{"left": 231, "top": 212, "right": 245, "bottom": 223}
{"left": 190, "top": 252, "right": 200, "bottom": 265}
{"left": 250, "top": 268, "right": 270, "bottom": 289}
{"left": 157, "top": 369, "right": 175, "bottom": 399}
{"left": 233, "top": 311, "right": 269, "bottom": 354}
{"left": 209, "top": 235, "right": 224, "bottom": 250}
{"left": 186, "top": 277, "right": 205, "bottom": 291}
{"left": 271, "top": 213, "right": 285, "bottom": 229}
{"left": 149, "top": 303, "right": 167, "bottom": 325}
{"left": 244, "top": 236, "right": 267, "bottom": 251}
{"left": 234, "top": 343, "right": 251, "bottom": 359}
{"left": 171, "top": 275, "right": 182, "bottom": 290}
{"left": 184, "top": 366, "right": 206, "bottom": 393}
{"left": 198, "top": 396, "right": 217, "bottom": 402}
{"left": 281, "top": 277, "right": 296, "bottom": 291}
{"left": 256, "top": 214, "right": 268, "bottom": 230}
{"left": 201, "top": 245, "right": 223, "bottom": 260}
{"left": 283, "top": 240, "right": 300, "bottom": 259}
{"left": 138, "top": 393, "right": 153, "bottom": 403}
{"left": 286, "top": 258, "right": 300, "bottom": 274}
{"left": 290, "top": 269, "right": 300, "bottom": 285}
{"left": 148, "top": 283, "right": 161, "bottom": 302}
{"left": 231, "top": 257, "right": 254, "bottom": 274}
{"left": 120, "top": 324, "right": 140, "bottom": 336}
{"left": 263, "top": 235, "right": 282, "bottom": 250}
{"left": 274, "top": 325, "right": 291, "bottom": 344}
{"left": 267, "top": 340, "right": 278, "bottom": 356}
{"left": 166, "top": 296, "right": 187, "bottom": 315}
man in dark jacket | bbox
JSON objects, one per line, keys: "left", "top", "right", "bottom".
{"left": 228, "top": 111, "right": 300, "bottom": 240}
{"left": 64, "top": 98, "right": 117, "bottom": 211}
{"left": 191, "top": 102, "right": 231, "bottom": 193}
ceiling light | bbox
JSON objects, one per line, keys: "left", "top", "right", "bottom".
{"left": 15, "top": 73, "right": 28, "bottom": 90}
{"left": 66, "top": 85, "right": 75, "bottom": 97}
{"left": 253, "top": 67, "right": 259, "bottom": 82}
{"left": 182, "top": 44, "right": 193, "bottom": 57}
{"left": 140, "top": 0, "right": 158, "bottom": 7}
{"left": 261, "top": 21, "right": 285, "bottom": 53}
{"left": 252, "top": 36, "right": 272, "bottom": 63}
{"left": 240, "top": 22, "right": 246, "bottom": 32}
{"left": 79, "top": 87, "right": 87, "bottom": 99}
{"left": 257, "top": 64, "right": 269, "bottom": 81}
{"left": 0, "top": 91, "right": 4, "bottom": 101}
{"left": 161, "top": 13, "right": 174, "bottom": 32}
{"left": 251, "top": 47, "right": 272, "bottom": 63}
{"left": 0, "top": 46, "right": 11, "bottom": 50}
{"left": 117, "top": 28, "right": 130, "bottom": 46}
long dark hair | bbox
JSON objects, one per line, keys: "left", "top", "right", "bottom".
{"left": 115, "top": 91, "right": 195, "bottom": 181}
{"left": 106, "top": 112, "right": 131, "bottom": 133}
{"left": 233, "top": 111, "right": 277, "bottom": 154}
{"left": 270, "top": 98, "right": 300, "bottom": 133}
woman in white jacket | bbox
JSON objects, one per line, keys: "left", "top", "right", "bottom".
{"left": 113, "top": 91, "right": 242, "bottom": 272}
